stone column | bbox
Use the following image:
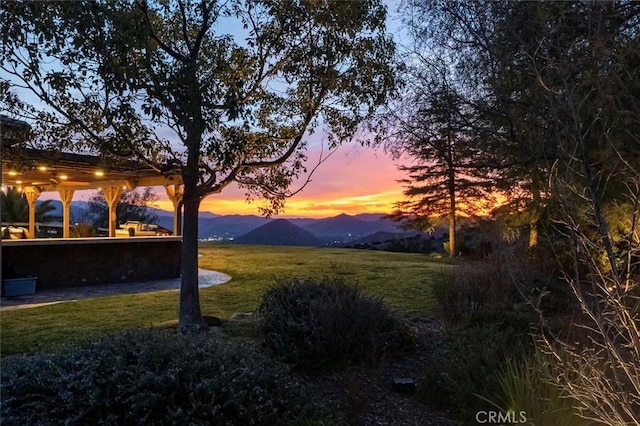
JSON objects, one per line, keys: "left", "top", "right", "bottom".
{"left": 164, "top": 184, "right": 184, "bottom": 236}
{"left": 24, "top": 187, "right": 42, "bottom": 239}
{"left": 58, "top": 189, "right": 75, "bottom": 238}
{"left": 102, "top": 187, "right": 122, "bottom": 237}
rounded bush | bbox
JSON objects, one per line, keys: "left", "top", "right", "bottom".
{"left": 1, "top": 329, "right": 319, "bottom": 425}
{"left": 256, "top": 277, "right": 415, "bottom": 371}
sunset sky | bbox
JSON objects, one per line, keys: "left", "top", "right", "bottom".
{"left": 52, "top": 134, "right": 409, "bottom": 219}
{"left": 154, "top": 142, "right": 410, "bottom": 218}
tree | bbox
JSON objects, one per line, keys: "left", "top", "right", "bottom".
{"left": 88, "top": 187, "right": 159, "bottom": 229}
{"left": 387, "top": 82, "right": 493, "bottom": 257}
{"left": 409, "top": 1, "right": 640, "bottom": 422}
{"left": 496, "top": 4, "right": 640, "bottom": 421}
{"left": 0, "top": 187, "right": 58, "bottom": 224}
{"left": 399, "top": 0, "right": 559, "bottom": 249}
{"left": 1, "top": 0, "right": 396, "bottom": 331}
{"left": 384, "top": 25, "right": 494, "bottom": 256}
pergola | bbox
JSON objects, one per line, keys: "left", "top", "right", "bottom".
{"left": 1, "top": 117, "right": 184, "bottom": 238}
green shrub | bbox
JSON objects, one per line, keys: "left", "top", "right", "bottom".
{"left": 434, "top": 261, "right": 515, "bottom": 324}
{"left": 256, "top": 277, "right": 415, "bottom": 371}
{"left": 71, "top": 222, "right": 98, "bottom": 237}
{"left": 1, "top": 329, "right": 321, "bottom": 425}
{"left": 494, "top": 352, "right": 588, "bottom": 426}
{"left": 460, "top": 304, "right": 539, "bottom": 334}
{"left": 421, "top": 319, "right": 533, "bottom": 418}
{"left": 509, "top": 265, "right": 572, "bottom": 314}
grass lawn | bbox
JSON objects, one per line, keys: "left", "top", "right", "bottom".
{"left": 0, "top": 244, "right": 449, "bottom": 357}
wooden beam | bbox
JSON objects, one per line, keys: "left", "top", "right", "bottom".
{"left": 58, "top": 189, "right": 75, "bottom": 238}
{"left": 164, "top": 184, "right": 184, "bottom": 236}
{"left": 102, "top": 187, "right": 122, "bottom": 237}
{"left": 23, "top": 186, "right": 41, "bottom": 239}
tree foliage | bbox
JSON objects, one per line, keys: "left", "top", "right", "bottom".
{"left": 0, "top": 187, "right": 58, "bottom": 224}
{"left": 387, "top": 88, "right": 494, "bottom": 255}
{"left": 397, "top": 0, "right": 640, "bottom": 247}
{"left": 1, "top": 0, "right": 397, "bottom": 331}
{"left": 385, "top": 17, "right": 495, "bottom": 256}
{"left": 87, "top": 187, "right": 159, "bottom": 229}
{"left": 399, "top": 1, "right": 640, "bottom": 422}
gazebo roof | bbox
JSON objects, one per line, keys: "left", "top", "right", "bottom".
{"left": 1, "top": 116, "right": 182, "bottom": 191}
{"left": 1, "top": 148, "right": 182, "bottom": 192}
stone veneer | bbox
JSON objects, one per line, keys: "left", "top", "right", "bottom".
{"left": 1, "top": 237, "right": 181, "bottom": 290}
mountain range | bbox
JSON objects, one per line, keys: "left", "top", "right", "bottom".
{"left": 170, "top": 212, "right": 406, "bottom": 243}
{"left": 36, "top": 200, "right": 410, "bottom": 245}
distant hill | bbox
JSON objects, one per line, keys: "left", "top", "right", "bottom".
{"left": 234, "top": 219, "right": 324, "bottom": 247}
{"left": 303, "top": 213, "right": 400, "bottom": 242}
{"left": 197, "top": 211, "right": 219, "bottom": 219}
{"left": 151, "top": 207, "right": 173, "bottom": 218}
{"left": 344, "top": 227, "right": 449, "bottom": 253}
{"left": 201, "top": 215, "right": 271, "bottom": 239}
{"left": 147, "top": 207, "right": 217, "bottom": 219}
{"left": 286, "top": 217, "right": 318, "bottom": 228}
{"left": 352, "top": 213, "right": 388, "bottom": 222}
{"left": 157, "top": 214, "right": 269, "bottom": 238}
{"left": 346, "top": 231, "right": 418, "bottom": 245}
{"left": 156, "top": 212, "right": 405, "bottom": 241}
{"left": 37, "top": 200, "right": 89, "bottom": 222}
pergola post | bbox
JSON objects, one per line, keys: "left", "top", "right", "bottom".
{"left": 164, "top": 184, "right": 184, "bottom": 236}
{"left": 24, "top": 186, "right": 42, "bottom": 239}
{"left": 58, "top": 189, "right": 75, "bottom": 238}
{"left": 102, "top": 187, "right": 122, "bottom": 237}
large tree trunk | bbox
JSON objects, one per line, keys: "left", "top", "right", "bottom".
{"left": 529, "top": 185, "right": 541, "bottom": 248}
{"left": 529, "top": 220, "right": 538, "bottom": 248}
{"left": 447, "top": 156, "right": 457, "bottom": 257}
{"left": 447, "top": 183, "right": 457, "bottom": 257}
{"left": 448, "top": 210, "right": 456, "bottom": 257}
{"left": 178, "top": 158, "right": 205, "bottom": 333}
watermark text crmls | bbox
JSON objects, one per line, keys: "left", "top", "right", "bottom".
{"left": 475, "top": 410, "right": 527, "bottom": 424}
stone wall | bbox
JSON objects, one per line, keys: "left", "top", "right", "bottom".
{"left": 1, "top": 237, "right": 181, "bottom": 290}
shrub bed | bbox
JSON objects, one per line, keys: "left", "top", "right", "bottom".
{"left": 496, "top": 351, "right": 588, "bottom": 426}
{"left": 421, "top": 306, "right": 536, "bottom": 419}
{"left": 432, "top": 260, "right": 516, "bottom": 324}
{"left": 1, "top": 329, "right": 320, "bottom": 425}
{"left": 256, "top": 277, "right": 415, "bottom": 371}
